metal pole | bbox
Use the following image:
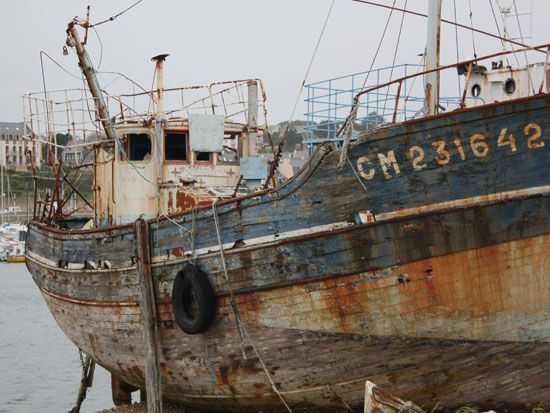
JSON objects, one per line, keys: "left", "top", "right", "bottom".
{"left": 425, "top": 0, "right": 442, "bottom": 116}
{"left": 151, "top": 54, "right": 169, "bottom": 120}
{"left": 26, "top": 182, "right": 29, "bottom": 224}
{"left": 66, "top": 22, "right": 117, "bottom": 142}
{"left": 246, "top": 80, "right": 259, "bottom": 156}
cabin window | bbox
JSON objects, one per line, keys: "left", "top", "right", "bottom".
{"left": 195, "top": 152, "right": 212, "bottom": 162}
{"left": 165, "top": 132, "right": 187, "bottom": 161}
{"left": 123, "top": 133, "right": 151, "bottom": 161}
{"left": 217, "top": 133, "right": 239, "bottom": 164}
{"left": 504, "top": 78, "right": 516, "bottom": 95}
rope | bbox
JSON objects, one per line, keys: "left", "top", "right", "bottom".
{"left": 161, "top": 213, "right": 197, "bottom": 261}
{"left": 347, "top": 156, "right": 368, "bottom": 192}
{"left": 211, "top": 199, "right": 294, "bottom": 413}
{"left": 338, "top": 105, "right": 358, "bottom": 168}
{"left": 211, "top": 199, "right": 247, "bottom": 358}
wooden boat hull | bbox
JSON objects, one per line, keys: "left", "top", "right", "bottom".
{"left": 26, "top": 197, "right": 550, "bottom": 411}
{"left": 26, "top": 95, "right": 550, "bottom": 412}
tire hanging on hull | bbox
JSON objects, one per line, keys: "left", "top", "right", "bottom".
{"left": 172, "top": 263, "right": 217, "bottom": 334}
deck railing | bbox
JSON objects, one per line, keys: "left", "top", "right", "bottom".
{"left": 336, "top": 42, "right": 550, "bottom": 138}
{"left": 304, "top": 43, "right": 550, "bottom": 148}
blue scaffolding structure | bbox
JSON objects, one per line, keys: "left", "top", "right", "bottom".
{"left": 304, "top": 64, "right": 471, "bottom": 150}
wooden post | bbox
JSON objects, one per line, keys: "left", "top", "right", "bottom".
{"left": 135, "top": 218, "right": 163, "bottom": 413}
{"left": 111, "top": 375, "right": 133, "bottom": 406}
{"left": 70, "top": 356, "right": 95, "bottom": 413}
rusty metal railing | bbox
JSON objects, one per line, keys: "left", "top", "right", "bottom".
{"left": 337, "top": 42, "right": 550, "bottom": 137}
{"left": 110, "top": 78, "right": 269, "bottom": 130}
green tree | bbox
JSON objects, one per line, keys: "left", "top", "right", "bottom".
{"left": 360, "top": 111, "right": 385, "bottom": 130}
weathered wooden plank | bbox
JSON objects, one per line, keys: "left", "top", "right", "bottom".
{"left": 135, "top": 218, "right": 163, "bottom": 413}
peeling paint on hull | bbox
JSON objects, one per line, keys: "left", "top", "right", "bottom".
{"left": 28, "top": 231, "right": 550, "bottom": 412}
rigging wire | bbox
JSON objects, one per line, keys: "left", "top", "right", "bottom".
{"left": 337, "top": 0, "right": 397, "bottom": 166}
{"left": 359, "top": 0, "right": 397, "bottom": 90}
{"left": 349, "top": 0, "right": 545, "bottom": 54}
{"left": 382, "top": 0, "right": 407, "bottom": 116}
{"left": 92, "top": 26, "right": 103, "bottom": 70}
{"left": 40, "top": 51, "right": 82, "bottom": 81}
{"left": 488, "top": 0, "right": 515, "bottom": 68}
{"left": 453, "top": 0, "right": 461, "bottom": 95}
{"left": 495, "top": 2, "right": 521, "bottom": 68}
{"left": 338, "top": 0, "right": 396, "bottom": 150}
{"left": 512, "top": 0, "right": 535, "bottom": 94}
{"left": 97, "top": 71, "right": 150, "bottom": 94}
{"left": 468, "top": 0, "right": 478, "bottom": 60}
{"left": 264, "top": 0, "right": 336, "bottom": 186}
{"left": 488, "top": 0, "right": 507, "bottom": 52}
{"left": 89, "top": 0, "right": 145, "bottom": 27}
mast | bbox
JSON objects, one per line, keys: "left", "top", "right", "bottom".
{"left": 425, "top": 0, "right": 442, "bottom": 116}
{"left": 66, "top": 21, "right": 117, "bottom": 142}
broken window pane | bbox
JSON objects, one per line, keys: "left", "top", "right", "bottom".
{"left": 195, "top": 152, "right": 212, "bottom": 162}
{"left": 217, "top": 133, "right": 239, "bottom": 164}
{"left": 165, "top": 132, "right": 187, "bottom": 161}
{"left": 126, "top": 133, "right": 151, "bottom": 161}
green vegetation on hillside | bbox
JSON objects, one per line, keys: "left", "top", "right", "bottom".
{"left": 3, "top": 167, "right": 93, "bottom": 206}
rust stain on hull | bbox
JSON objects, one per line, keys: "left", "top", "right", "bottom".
{"left": 28, "top": 232, "right": 550, "bottom": 412}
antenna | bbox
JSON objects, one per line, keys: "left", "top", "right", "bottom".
{"left": 497, "top": 0, "right": 533, "bottom": 49}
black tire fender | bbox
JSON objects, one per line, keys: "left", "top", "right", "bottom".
{"left": 172, "top": 263, "right": 216, "bottom": 334}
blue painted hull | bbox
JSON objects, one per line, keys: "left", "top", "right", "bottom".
{"left": 26, "top": 94, "right": 550, "bottom": 412}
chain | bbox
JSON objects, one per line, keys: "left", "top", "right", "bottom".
{"left": 78, "top": 349, "right": 87, "bottom": 376}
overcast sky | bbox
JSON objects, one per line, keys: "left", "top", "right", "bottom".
{"left": 1, "top": 0, "right": 549, "bottom": 123}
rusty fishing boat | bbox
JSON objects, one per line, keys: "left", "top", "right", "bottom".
{"left": 24, "top": 2, "right": 549, "bottom": 412}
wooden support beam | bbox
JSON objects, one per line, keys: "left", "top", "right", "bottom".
{"left": 111, "top": 375, "right": 133, "bottom": 406}
{"left": 135, "top": 218, "right": 163, "bottom": 413}
{"left": 69, "top": 355, "right": 95, "bottom": 413}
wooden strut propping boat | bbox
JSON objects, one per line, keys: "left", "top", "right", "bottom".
{"left": 24, "top": 3, "right": 549, "bottom": 413}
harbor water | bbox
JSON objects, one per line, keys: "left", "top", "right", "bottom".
{"left": 0, "top": 263, "right": 113, "bottom": 412}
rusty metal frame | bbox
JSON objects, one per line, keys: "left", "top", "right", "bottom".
{"left": 338, "top": 42, "right": 550, "bottom": 136}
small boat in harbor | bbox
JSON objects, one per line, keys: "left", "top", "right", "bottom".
{"left": 24, "top": 1, "right": 549, "bottom": 412}
{"left": 0, "top": 224, "right": 26, "bottom": 262}
{"left": 6, "top": 249, "right": 25, "bottom": 263}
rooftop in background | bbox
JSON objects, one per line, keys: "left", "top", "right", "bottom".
{"left": 0, "top": 122, "right": 25, "bottom": 134}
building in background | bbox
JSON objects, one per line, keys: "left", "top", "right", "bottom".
{"left": 61, "top": 136, "right": 94, "bottom": 167}
{"left": 0, "top": 122, "right": 41, "bottom": 171}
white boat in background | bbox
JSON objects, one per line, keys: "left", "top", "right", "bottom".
{"left": 0, "top": 224, "right": 27, "bottom": 262}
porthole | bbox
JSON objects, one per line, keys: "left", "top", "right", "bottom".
{"left": 471, "top": 84, "right": 481, "bottom": 97}
{"left": 504, "top": 78, "right": 516, "bottom": 95}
